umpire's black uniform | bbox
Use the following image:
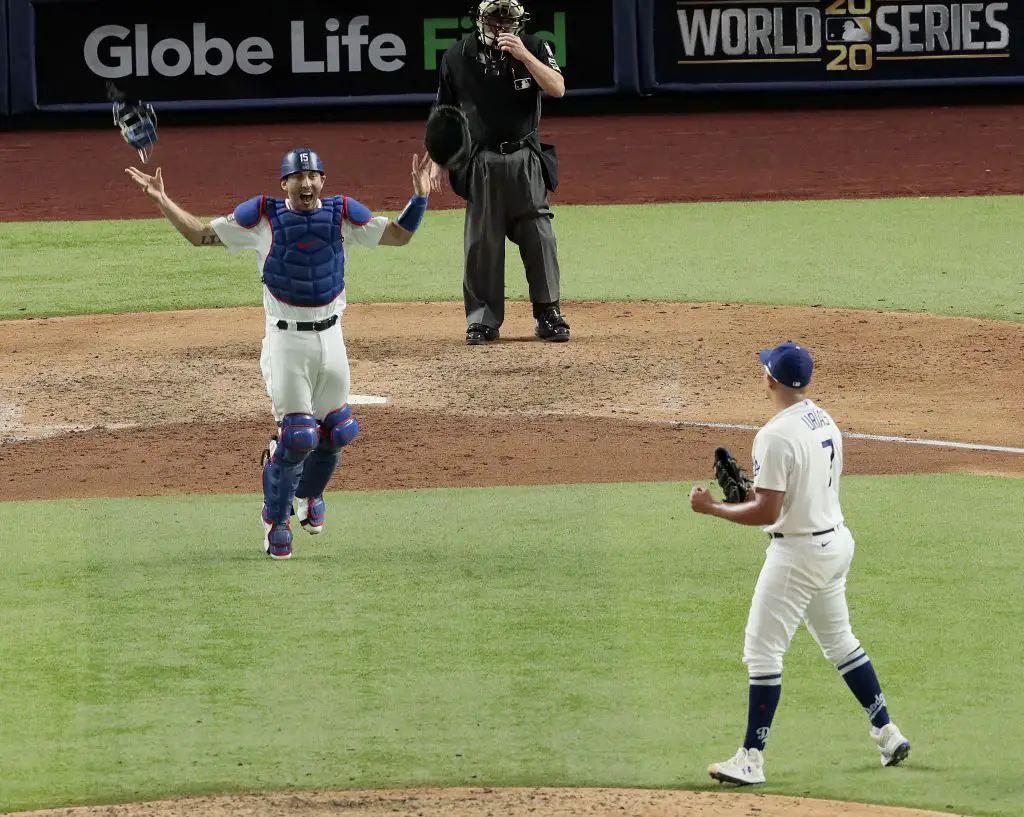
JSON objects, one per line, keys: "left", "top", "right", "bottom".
{"left": 436, "top": 33, "right": 569, "bottom": 344}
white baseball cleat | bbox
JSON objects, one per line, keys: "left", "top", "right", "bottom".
{"left": 872, "top": 722, "right": 911, "bottom": 767}
{"left": 708, "top": 747, "right": 766, "bottom": 785}
{"left": 296, "top": 496, "right": 325, "bottom": 534}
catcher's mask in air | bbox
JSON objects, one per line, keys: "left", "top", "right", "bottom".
{"left": 108, "top": 82, "right": 158, "bottom": 163}
{"left": 472, "top": 0, "right": 530, "bottom": 74}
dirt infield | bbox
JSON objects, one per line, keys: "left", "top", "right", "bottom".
{"left": 1, "top": 301, "right": 1022, "bottom": 501}
{"left": 1, "top": 104, "right": 1021, "bottom": 816}
{"left": 4, "top": 788, "right": 972, "bottom": 817}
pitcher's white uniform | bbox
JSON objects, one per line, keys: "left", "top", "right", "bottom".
{"left": 705, "top": 342, "right": 909, "bottom": 786}
{"left": 210, "top": 202, "right": 387, "bottom": 420}
{"left": 744, "top": 399, "right": 861, "bottom": 678}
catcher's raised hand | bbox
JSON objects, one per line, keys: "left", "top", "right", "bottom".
{"left": 125, "top": 165, "right": 165, "bottom": 202}
{"left": 411, "top": 151, "right": 432, "bottom": 197}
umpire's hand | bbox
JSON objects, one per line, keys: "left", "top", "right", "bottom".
{"left": 496, "top": 33, "right": 531, "bottom": 62}
{"left": 428, "top": 160, "right": 446, "bottom": 194}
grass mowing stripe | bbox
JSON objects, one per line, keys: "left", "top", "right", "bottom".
{"left": 1, "top": 475, "right": 1021, "bottom": 815}
{"left": 1, "top": 196, "right": 1022, "bottom": 321}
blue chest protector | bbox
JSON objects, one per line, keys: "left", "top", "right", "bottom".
{"left": 233, "top": 194, "right": 373, "bottom": 307}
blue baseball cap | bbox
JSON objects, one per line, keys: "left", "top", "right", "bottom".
{"left": 759, "top": 341, "right": 813, "bottom": 388}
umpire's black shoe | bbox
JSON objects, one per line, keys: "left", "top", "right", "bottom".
{"left": 535, "top": 307, "right": 571, "bottom": 342}
{"left": 466, "top": 323, "right": 500, "bottom": 345}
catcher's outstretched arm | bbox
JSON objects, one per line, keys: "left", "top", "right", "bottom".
{"left": 703, "top": 488, "right": 785, "bottom": 527}
{"left": 124, "top": 166, "right": 221, "bottom": 247}
{"left": 158, "top": 197, "right": 222, "bottom": 247}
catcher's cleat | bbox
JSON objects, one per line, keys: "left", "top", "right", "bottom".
{"left": 262, "top": 509, "right": 293, "bottom": 560}
{"left": 708, "top": 747, "right": 765, "bottom": 786}
{"left": 535, "top": 307, "right": 570, "bottom": 342}
{"left": 296, "top": 496, "right": 325, "bottom": 534}
{"left": 466, "top": 324, "right": 499, "bottom": 345}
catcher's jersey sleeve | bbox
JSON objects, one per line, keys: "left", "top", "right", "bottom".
{"left": 343, "top": 215, "right": 388, "bottom": 248}
{"left": 210, "top": 211, "right": 271, "bottom": 256}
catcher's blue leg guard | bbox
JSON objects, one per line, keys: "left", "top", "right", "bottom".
{"left": 262, "top": 413, "right": 319, "bottom": 524}
{"left": 295, "top": 404, "right": 360, "bottom": 501}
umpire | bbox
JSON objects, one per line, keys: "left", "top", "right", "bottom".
{"left": 429, "top": 0, "right": 570, "bottom": 345}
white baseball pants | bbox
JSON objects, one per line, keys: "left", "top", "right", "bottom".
{"left": 260, "top": 320, "right": 350, "bottom": 422}
{"left": 743, "top": 525, "right": 862, "bottom": 677}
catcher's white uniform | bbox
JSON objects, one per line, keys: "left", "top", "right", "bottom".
{"left": 210, "top": 202, "right": 388, "bottom": 421}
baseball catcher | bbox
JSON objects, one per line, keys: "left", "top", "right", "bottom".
{"left": 424, "top": 104, "right": 471, "bottom": 170}
{"left": 713, "top": 447, "right": 753, "bottom": 503}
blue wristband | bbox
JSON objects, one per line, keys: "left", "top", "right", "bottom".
{"left": 396, "top": 194, "right": 428, "bottom": 233}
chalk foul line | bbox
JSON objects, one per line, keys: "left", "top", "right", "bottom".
{"left": 671, "top": 420, "right": 1024, "bottom": 455}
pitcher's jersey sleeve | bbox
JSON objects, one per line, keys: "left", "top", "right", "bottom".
{"left": 752, "top": 429, "right": 792, "bottom": 493}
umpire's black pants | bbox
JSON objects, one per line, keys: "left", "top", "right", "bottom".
{"left": 463, "top": 147, "right": 561, "bottom": 330}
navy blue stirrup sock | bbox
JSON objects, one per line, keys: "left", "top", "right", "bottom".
{"left": 837, "top": 649, "right": 890, "bottom": 729}
{"left": 743, "top": 675, "right": 782, "bottom": 751}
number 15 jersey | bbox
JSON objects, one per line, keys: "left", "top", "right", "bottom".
{"left": 752, "top": 399, "right": 845, "bottom": 537}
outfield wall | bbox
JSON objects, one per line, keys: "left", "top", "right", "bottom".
{"left": 2, "top": 0, "right": 1023, "bottom": 118}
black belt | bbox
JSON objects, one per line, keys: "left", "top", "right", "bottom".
{"left": 770, "top": 527, "right": 835, "bottom": 539}
{"left": 275, "top": 314, "right": 338, "bottom": 332}
{"left": 487, "top": 133, "right": 535, "bottom": 155}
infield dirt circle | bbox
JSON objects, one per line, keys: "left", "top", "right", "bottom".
{"left": 1, "top": 104, "right": 1022, "bottom": 817}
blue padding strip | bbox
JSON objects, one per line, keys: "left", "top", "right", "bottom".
{"left": 396, "top": 195, "right": 428, "bottom": 233}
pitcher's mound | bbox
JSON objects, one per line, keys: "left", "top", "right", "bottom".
{"left": 7, "top": 787, "right": 967, "bottom": 817}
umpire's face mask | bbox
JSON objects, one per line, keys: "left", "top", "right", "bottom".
{"left": 281, "top": 171, "right": 325, "bottom": 212}
{"left": 477, "top": 12, "right": 523, "bottom": 49}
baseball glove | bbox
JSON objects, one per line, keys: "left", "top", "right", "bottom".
{"left": 424, "top": 104, "right": 471, "bottom": 169}
{"left": 713, "top": 447, "right": 753, "bottom": 504}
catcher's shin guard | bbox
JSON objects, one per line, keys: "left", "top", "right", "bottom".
{"left": 295, "top": 405, "right": 359, "bottom": 500}
{"left": 294, "top": 445, "right": 340, "bottom": 503}
{"left": 262, "top": 414, "right": 318, "bottom": 524}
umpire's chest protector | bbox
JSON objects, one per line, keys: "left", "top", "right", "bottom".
{"left": 257, "top": 196, "right": 346, "bottom": 306}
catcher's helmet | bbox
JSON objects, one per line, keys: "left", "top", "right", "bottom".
{"left": 280, "top": 148, "right": 325, "bottom": 179}
{"left": 109, "top": 82, "right": 158, "bottom": 164}
{"left": 472, "top": 0, "right": 530, "bottom": 50}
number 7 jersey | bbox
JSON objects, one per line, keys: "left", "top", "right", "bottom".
{"left": 751, "top": 399, "right": 845, "bottom": 537}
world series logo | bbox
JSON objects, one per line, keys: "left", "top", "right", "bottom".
{"left": 824, "top": 0, "right": 873, "bottom": 72}
{"left": 672, "top": 1, "right": 1012, "bottom": 74}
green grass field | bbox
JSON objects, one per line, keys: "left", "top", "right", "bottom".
{"left": 2, "top": 479, "right": 1023, "bottom": 815}
{"left": 1, "top": 196, "right": 1022, "bottom": 321}
{"left": 1, "top": 195, "right": 1022, "bottom": 815}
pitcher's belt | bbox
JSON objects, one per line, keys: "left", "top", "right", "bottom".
{"left": 770, "top": 527, "right": 835, "bottom": 540}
